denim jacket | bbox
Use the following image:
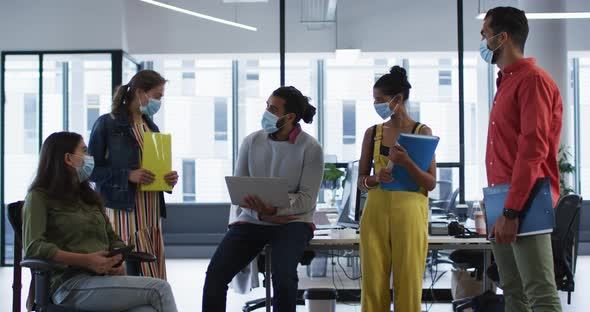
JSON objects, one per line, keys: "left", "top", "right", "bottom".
{"left": 88, "top": 113, "right": 166, "bottom": 217}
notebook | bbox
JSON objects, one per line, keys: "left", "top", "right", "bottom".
{"left": 141, "top": 132, "right": 172, "bottom": 192}
{"left": 380, "top": 133, "right": 439, "bottom": 192}
{"left": 483, "top": 177, "right": 555, "bottom": 237}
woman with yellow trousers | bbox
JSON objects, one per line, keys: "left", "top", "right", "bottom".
{"left": 358, "top": 66, "right": 437, "bottom": 312}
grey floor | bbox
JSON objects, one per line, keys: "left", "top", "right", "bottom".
{"left": 2, "top": 257, "right": 588, "bottom": 311}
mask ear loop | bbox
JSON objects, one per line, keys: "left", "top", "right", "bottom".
{"left": 487, "top": 32, "right": 505, "bottom": 52}
{"left": 389, "top": 93, "right": 403, "bottom": 112}
{"left": 382, "top": 96, "right": 401, "bottom": 130}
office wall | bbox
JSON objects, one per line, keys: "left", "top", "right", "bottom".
{"left": 567, "top": 0, "right": 590, "bottom": 51}
{"left": 1, "top": 0, "right": 589, "bottom": 53}
{"left": 0, "top": 0, "right": 126, "bottom": 51}
{"left": 161, "top": 204, "right": 230, "bottom": 258}
{"left": 124, "top": 0, "right": 483, "bottom": 54}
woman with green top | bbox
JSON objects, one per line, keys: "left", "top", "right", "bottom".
{"left": 23, "top": 131, "right": 177, "bottom": 311}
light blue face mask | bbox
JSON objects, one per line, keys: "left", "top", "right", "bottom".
{"left": 71, "top": 154, "right": 95, "bottom": 182}
{"left": 261, "top": 110, "right": 286, "bottom": 134}
{"left": 373, "top": 97, "right": 400, "bottom": 120}
{"left": 140, "top": 98, "right": 161, "bottom": 116}
{"left": 479, "top": 33, "right": 502, "bottom": 64}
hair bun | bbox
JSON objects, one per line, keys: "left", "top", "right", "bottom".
{"left": 302, "top": 101, "right": 316, "bottom": 124}
{"left": 389, "top": 66, "right": 411, "bottom": 89}
{"left": 389, "top": 65, "right": 406, "bottom": 76}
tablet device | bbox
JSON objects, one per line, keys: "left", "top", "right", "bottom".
{"left": 225, "top": 176, "right": 291, "bottom": 208}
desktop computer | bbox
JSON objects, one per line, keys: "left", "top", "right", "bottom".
{"left": 336, "top": 161, "right": 366, "bottom": 229}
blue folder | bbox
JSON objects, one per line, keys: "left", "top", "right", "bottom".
{"left": 380, "top": 133, "right": 439, "bottom": 192}
{"left": 483, "top": 177, "right": 555, "bottom": 237}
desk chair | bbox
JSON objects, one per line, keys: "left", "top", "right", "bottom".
{"left": 452, "top": 194, "right": 583, "bottom": 311}
{"left": 430, "top": 180, "right": 453, "bottom": 216}
{"left": 427, "top": 187, "right": 461, "bottom": 271}
{"left": 9, "top": 201, "right": 156, "bottom": 312}
{"left": 242, "top": 245, "right": 315, "bottom": 312}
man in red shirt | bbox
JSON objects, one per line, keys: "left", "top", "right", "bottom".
{"left": 481, "top": 7, "right": 562, "bottom": 311}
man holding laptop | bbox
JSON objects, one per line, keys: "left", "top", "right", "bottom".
{"left": 202, "top": 86, "right": 324, "bottom": 312}
{"left": 481, "top": 7, "right": 563, "bottom": 311}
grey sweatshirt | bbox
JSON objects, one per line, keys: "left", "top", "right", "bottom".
{"left": 228, "top": 129, "right": 324, "bottom": 225}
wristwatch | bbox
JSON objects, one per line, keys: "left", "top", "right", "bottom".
{"left": 503, "top": 208, "right": 520, "bottom": 219}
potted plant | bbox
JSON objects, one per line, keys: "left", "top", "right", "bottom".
{"left": 558, "top": 145, "right": 575, "bottom": 197}
{"left": 322, "top": 163, "right": 345, "bottom": 207}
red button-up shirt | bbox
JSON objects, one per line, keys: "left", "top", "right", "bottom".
{"left": 486, "top": 58, "right": 563, "bottom": 211}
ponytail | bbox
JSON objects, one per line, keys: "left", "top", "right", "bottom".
{"left": 302, "top": 103, "right": 316, "bottom": 124}
{"left": 111, "top": 70, "right": 166, "bottom": 116}
{"left": 111, "top": 84, "right": 129, "bottom": 112}
{"left": 271, "top": 86, "right": 316, "bottom": 125}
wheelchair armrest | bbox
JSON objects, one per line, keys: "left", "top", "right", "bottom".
{"left": 127, "top": 251, "right": 156, "bottom": 263}
{"left": 21, "top": 258, "right": 66, "bottom": 272}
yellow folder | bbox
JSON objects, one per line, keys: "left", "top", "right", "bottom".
{"left": 140, "top": 132, "right": 172, "bottom": 192}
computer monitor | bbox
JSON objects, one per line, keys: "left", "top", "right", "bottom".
{"left": 319, "top": 162, "right": 348, "bottom": 213}
{"left": 337, "top": 161, "right": 366, "bottom": 229}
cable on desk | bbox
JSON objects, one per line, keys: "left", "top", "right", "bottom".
{"left": 337, "top": 255, "right": 362, "bottom": 281}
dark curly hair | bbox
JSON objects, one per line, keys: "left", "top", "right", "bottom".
{"left": 271, "top": 86, "right": 317, "bottom": 124}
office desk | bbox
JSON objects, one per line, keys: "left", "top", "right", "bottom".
{"left": 261, "top": 229, "right": 493, "bottom": 311}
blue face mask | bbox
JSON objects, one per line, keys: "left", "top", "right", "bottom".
{"left": 373, "top": 97, "right": 399, "bottom": 120}
{"left": 374, "top": 102, "right": 393, "bottom": 120}
{"left": 479, "top": 34, "right": 502, "bottom": 64}
{"left": 140, "top": 98, "right": 161, "bottom": 116}
{"left": 71, "top": 154, "right": 95, "bottom": 182}
{"left": 261, "top": 110, "right": 286, "bottom": 134}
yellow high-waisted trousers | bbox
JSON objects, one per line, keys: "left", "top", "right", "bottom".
{"left": 360, "top": 123, "right": 429, "bottom": 312}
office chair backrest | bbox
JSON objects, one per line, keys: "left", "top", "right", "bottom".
{"left": 551, "top": 194, "right": 582, "bottom": 292}
{"left": 7, "top": 201, "right": 24, "bottom": 245}
{"left": 447, "top": 188, "right": 460, "bottom": 214}
{"left": 432, "top": 180, "right": 452, "bottom": 202}
{"left": 7, "top": 201, "right": 25, "bottom": 312}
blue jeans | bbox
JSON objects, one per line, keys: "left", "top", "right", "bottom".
{"left": 202, "top": 222, "right": 313, "bottom": 312}
{"left": 53, "top": 274, "right": 177, "bottom": 312}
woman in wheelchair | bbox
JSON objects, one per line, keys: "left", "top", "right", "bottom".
{"left": 23, "top": 132, "right": 178, "bottom": 312}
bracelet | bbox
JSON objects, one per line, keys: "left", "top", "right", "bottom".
{"left": 363, "top": 176, "right": 376, "bottom": 190}
{"left": 360, "top": 176, "right": 368, "bottom": 191}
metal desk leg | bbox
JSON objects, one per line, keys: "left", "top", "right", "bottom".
{"left": 265, "top": 245, "right": 272, "bottom": 312}
{"left": 483, "top": 249, "right": 493, "bottom": 292}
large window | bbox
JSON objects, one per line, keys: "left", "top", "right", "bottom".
{"left": 578, "top": 57, "right": 590, "bottom": 198}
{"left": 3, "top": 55, "right": 41, "bottom": 206}
{"left": 237, "top": 56, "right": 319, "bottom": 146}
{"left": 320, "top": 52, "right": 490, "bottom": 201}
{"left": 323, "top": 56, "right": 383, "bottom": 162}
{"left": 214, "top": 97, "right": 229, "bottom": 141}
{"left": 1, "top": 51, "right": 136, "bottom": 265}
{"left": 182, "top": 159, "right": 196, "bottom": 202}
{"left": 137, "top": 52, "right": 493, "bottom": 203}
{"left": 342, "top": 100, "right": 356, "bottom": 145}
{"left": 1, "top": 52, "right": 494, "bottom": 208}
{"left": 40, "top": 54, "right": 113, "bottom": 143}
{"left": 136, "top": 55, "right": 321, "bottom": 204}
{"left": 151, "top": 58, "right": 233, "bottom": 203}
